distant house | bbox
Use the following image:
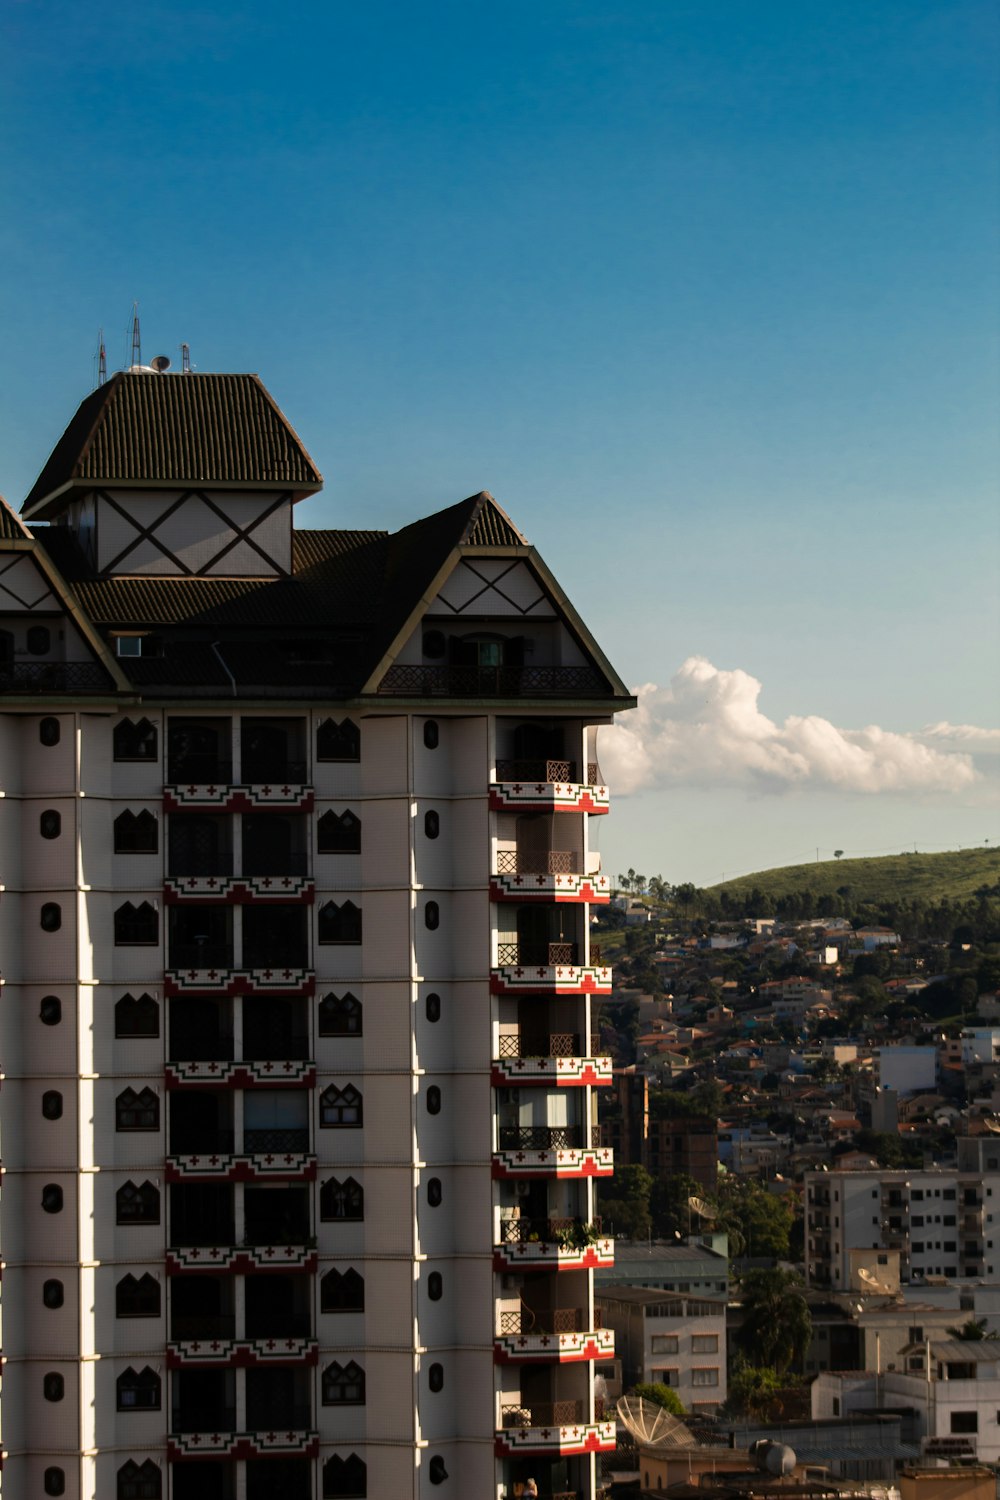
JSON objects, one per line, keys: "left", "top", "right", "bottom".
{"left": 596, "top": 1287, "right": 727, "bottom": 1413}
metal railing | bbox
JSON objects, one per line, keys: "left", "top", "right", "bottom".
{"left": 241, "top": 850, "right": 310, "bottom": 878}
{"left": 498, "top": 1125, "right": 584, "bottom": 1151}
{"left": 239, "top": 759, "right": 309, "bottom": 784}
{"left": 171, "top": 1406, "right": 237, "bottom": 1434}
{"left": 244, "top": 1313, "right": 312, "bottom": 1340}
{"left": 167, "top": 757, "right": 233, "bottom": 784}
{"left": 168, "top": 1032, "right": 236, "bottom": 1063}
{"left": 498, "top": 1217, "right": 603, "bottom": 1245}
{"left": 494, "top": 758, "right": 602, "bottom": 785}
{"left": 0, "top": 661, "right": 113, "bottom": 694}
{"left": 245, "top": 1400, "right": 312, "bottom": 1430}
{"left": 241, "top": 1026, "right": 311, "bottom": 1062}
{"left": 498, "top": 1307, "right": 602, "bottom": 1335}
{"left": 501, "top": 1398, "right": 603, "bottom": 1427}
{"left": 168, "top": 854, "right": 235, "bottom": 878}
{"left": 379, "top": 665, "right": 608, "bottom": 698}
{"left": 169, "top": 1128, "right": 236, "bottom": 1156}
{"left": 242, "top": 1224, "right": 312, "bottom": 1248}
{"left": 496, "top": 942, "right": 579, "bottom": 967}
{"left": 496, "top": 849, "right": 578, "bottom": 875}
{"left": 170, "top": 1313, "right": 236, "bottom": 1341}
{"left": 243, "top": 1127, "right": 310, "bottom": 1154}
{"left": 168, "top": 943, "right": 234, "bottom": 971}
{"left": 497, "top": 1032, "right": 580, "bottom": 1058}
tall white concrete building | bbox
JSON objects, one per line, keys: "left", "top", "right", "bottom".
{"left": 0, "top": 369, "right": 634, "bottom": 1499}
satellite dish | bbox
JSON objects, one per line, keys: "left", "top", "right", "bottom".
{"left": 616, "top": 1395, "right": 696, "bottom": 1447}
{"left": 688, "top": 1196, "right": 715, "bottom": 1220}
{"left": 859, "top": 1267, "right": 892, "bottom": 1293}
{"left": 150, "top": 354, "right": 171, "bottom": 373}
{"left": 983, "top": 1118, "right": 1000, "bottom": 1133}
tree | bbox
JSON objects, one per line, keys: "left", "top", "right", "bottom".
{"left": 725, "top": 1362, "right": 783, "bottom": 1421}
{"left": 598, "top": 1163, "right": 653, "bottom": 1239}
{"left": 631, "top": 1381, "right": 686, "bottom": 1416}
{"left": 715, "top": 1176, "right": 795, "bottom": 1259}
{"left": 946, "top": 1317, "right": 998, "bottom": 1341}
{"left": 736, "top": 1269, "right": 812, "bottom": 1374}
{"left": 834, "top": 850, "right": 844, "bottom": 860}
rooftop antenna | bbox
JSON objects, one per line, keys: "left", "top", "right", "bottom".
{"left": 95, "top": 329, "right": 107, "bottom": 388}
{"left": 130, "top": 302, "right": 141, "bottom": 369}
{"left": 180, "top": 342, "right": 192, "bottom": 374}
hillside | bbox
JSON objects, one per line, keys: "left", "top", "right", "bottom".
{"left": 706, "top": 847, "right": 1000, "bottom": 907}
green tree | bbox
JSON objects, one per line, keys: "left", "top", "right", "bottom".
{"left": 714, "top": 1176, "right": 795, "bottom": 1259}
{"left": 650, "top": 1172, "right": 701, "bottom": 1239}
{"left": 725, "top": 1362, "right": 783, "bottom": 1420}
{"left": 946, "top": 1317, "right": 998, "bottom": 1341}
{"left": 598, "top": 1163, "right": 653, "bottom": 1238}
{"left": 631, "top": 1382, "right": 686, "bottom": 1416}
{"left": 736, "top": 1269, "right": 812, "bottom": 1374}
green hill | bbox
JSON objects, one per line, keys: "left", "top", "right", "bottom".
{"left": 706, "top": 847, "right": 1000, "bottom": 907}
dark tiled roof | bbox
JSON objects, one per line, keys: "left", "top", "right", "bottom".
{"left": 462, "top": 492, "right": 527, "bottom": 547}
{"left": 0, "top": 494, "right": 31, "bottom": 538}
{"left": 24, "top": 373, "right": 322, "bottom": 515}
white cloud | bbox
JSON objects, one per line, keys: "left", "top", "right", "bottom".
{"left": 921, "top": 722, "right": 1000, "bottom": 751}
{"left": 600, "top": 657, "right": 986, "bottom": 797}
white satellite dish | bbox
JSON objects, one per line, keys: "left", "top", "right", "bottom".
{"left": 983, "top": 1118, "right": 1000, "bottom": 1134}
{"left": 858, "top": 1266, "right": 893, "bottom": 1293}
{"left": 616, "top": 1395, "right": 696, "bottom": 1447}
{"left": 150, "top": 354, "right": 171, "bottom": 373}
{"left": 688, "top": 1196, "right": 715, "bottom": 1220}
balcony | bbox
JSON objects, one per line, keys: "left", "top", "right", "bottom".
{"left": 243, "top": 1128, "right": 311, "bottom": 1154}
{"left": 240, "top": 758, "right": 308, "bottom": 786}
{"left": 167, "top": 1244, "right": 318, "bottom": 1275}
{"left": 167, "top": 1424, "right": 319, "bottom": 1463}
{"left": 378, "top": 664, "right": 608, "bottom": 698}
{"left": 165, "top": 777, "right": 314, "bottom": 815}
{"left": 493, "top": 1130, "right": 613, "bottom": 1181}
{"left": 166, "top": 1147, "right": 316, "bottom": 1185}
{"left": 490, "top": 762, "right": 610, "bottom": 817}
{"left": 492, "top": 849, "right": 610, "bottom": 905}
{"left": 168, "top": 1335, "right": 317, "bottom": 1369}
{"left": 499, "top": 1126, "right": 588, "bottom": 1151}
{"left": 494, "top": 1218, "right": 614, "bottom": 1272}
{"left": 169, "top": 941, "right": 235, "bottom": 972}
{"left": 0, "top": 660, "right": 114, "bottom": 694}
{"left": 170, "top": 1313, "right": 237, "bottom": 1342}
{"left": 495, "top": 1308, "right": 614, "bottom": 1365}
{"left": 492, "top": 944, "right": 612, "bottom": 998}
{"left": 493, "top": 1033, "right": 613, "bottom": 1088}
{"left": 165, "top": 966, "right": 315, "bottom": 999}
{"left": 171, "top": 1405, "right": 237, "bottom": 1435}
{"left": 496, "top": 1400, "right": 616, "bottom": 1457}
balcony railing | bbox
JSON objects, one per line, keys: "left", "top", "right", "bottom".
{"left": 246, "top": 1400, "right": 312, "bottom": 1430}
{"left": 498, "top": 1308, "right": 602, "bottom": 1335}
{"left": 170, "top": 1128, "right": 236, "bottom": 1155}
{"left": 241, "top": 944, "right": 310, "bottom": 971}
{"left": 497, "top": 943, "right": 579, "bottom": 967}
{"left": 496, "top": 849, "right": 579, "bottom": 875}
{"left": 169, "top": 1031, "right": 236, "bottom": 1063}
{"left": 168, "top": 853, "right": 235, "bottom": 878}
{"left": 242, "top": 1223, "right": 312, "bottom": 1248}
{"left": 498, "top": 1126, "right": 585, "bottom": 1151}
{"left": 497, "top": 1033, "right": 602, "bottom": 1059}
{"left": 501, "top": 1399, "right": 603, "bottom": 1428}
{"left": 495, "top": 759, "right": 602, "bottom": 785}
{"left": 169, "top": 1223, "right": 237, "bottom": 1249}
{"left": 243, "top": 1127, "right": 311, "bottom": 1154}
{"left": 240, "top": 758, "right": 308, "bottom": 784}
{"left": 0, "top": 660, "right": 113, "bottom": 694}
{"left": 242, "top": 1026, "right": 311, "bottom": 1062}
{"left": 379, "top": 665, "right": 607, "bottom": 698}
{"left": 170, "top": 1313, "right": 237, "bottom": 1341}
{"left": 168, "top": 757, "right": 234, "bottom": 784}
{"left": 171, "top": 1406, "right": 237, "bottom": 1434}
{"left": 499, "top": 1217, "right": 603, "bottom": 1246}
{"left": 241, "top": 850, "right": 310, "bottom": 878}
{"left": 169, "top": 943, "right": 235, "bottom": 971}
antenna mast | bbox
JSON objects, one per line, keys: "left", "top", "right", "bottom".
{"left": 95, "top": 329, "right": 107, "bottom": 388}
{"left": 180, "top": 342, "right": 191, "bottom": 374}
{"left": 130, "top": 303, "right": 141, "bottom": 368}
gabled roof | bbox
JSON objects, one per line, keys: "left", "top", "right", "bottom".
{"left": 0, "top": 493, "right": 31, "bottom": 539}
{"left": 23, "top": 372, "right": 323, "bottom": 518}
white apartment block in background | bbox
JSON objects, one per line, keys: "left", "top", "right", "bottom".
{"left": 0, "top": 369, "right": 634, "bottom": 1499}
{"left": 594, "top": 1289, "right": 727, "bottom": 1415}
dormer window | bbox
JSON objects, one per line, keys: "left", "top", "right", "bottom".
{"left": 115, "top": 636, "right": 144, "bottom": 657}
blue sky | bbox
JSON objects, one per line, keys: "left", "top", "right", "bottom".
{"left": 2, "top": 1, "right": 997, "bottom": 883}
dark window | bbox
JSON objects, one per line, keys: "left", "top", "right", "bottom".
{"left": 426, "top": 1086, "right": 442, "bottom": 1116}
{"left": 319, "top": 992, "right": 362, "bottom": 1036}
{"left": 428, "top": 1362, "right": 444, "bottom": 1393}
{"left": 117, "top": 1460, "right": 162, "bottom": 1500}
{"left": 317, "top": 810, "right": 361, "bottom": 854}
{"left": 322, "top": 1360, "right": 366, "bottom": 1405}
{"left": 114, "top": 810, "right": 158, "bottom": 853}
{"left": 424, "top": 809, "right": 439, "bottom": 839}
{"left": 951, "top": 1412, "right": 978, "bottom": 1433}
{"left": 425, "top": 992, "right": 441, "bottom": 1023}
{"left": 424, "top": 901, "right": 439, "bottom": 930}
{"left": 41, "top": 996, "right": 62, "bottom": 1028}
{"left": 43, "top": 1279, "right": 64, "bottom": 1308}
{"left": 114, "top": 902, "right": 159, "bottom": 945}
{"left": 116, "top": 1088, "right": 159, "bottom": 1132}
{"left": 317, "top": 718, "right": 360, "bottom": 762}
{"left": 320, "top": 1084, "right": 362, "bottom": 1128}
{"left": 116, "top": 1274, "right": 161, "bottom": 1318}
{"left": 423, "top": 720, "right": 439, "bottom": 749}
{"left": 44, "top": 1470, "right": 66, "bottom": 1496}
{"left": 428, "top": 1271, "right": 443, "bottom": 1301}
{"left": 40, "top": 809, "right": 61, "bottom": 839}
{"left": 42, "top": 1090, "right": 63, "bottom": 1120}
{"left": 427, "top": 1178, "right": 442, "bottom": 1207}
{"left": 42, "top": 1183, "right": 63, "bottom": 1213}
{"left": 27, "top": 625, "right": 51, "bottom": 655}
{"left": 40, "top": 902, "right": 62, "bottom": 932}
{"left": 318, "top": 900, "right": 362, "bottom": 945}
{"left": 39, "top": 716, "right": 60, "bottom": 746}
{"left": 114, "top": 717, "right": 158, "bottom": 761}
{"left": 323, "top": 1453, "right": 367, "bottom": 1499}
{"left": 115, "top": 992, "right": 159, "bottom": 1038}
{"left": 321, "top": 1267, "right": 365, "bottom": 1312}
{"left": 429, "top": 1456, "right": 448, "bottom": 1485}
{"left": 422, "top": 632, "right": 446, "bottom": 659}
{"left": 321, "top": 1176, "right": 364, "bottom": 1222}
{"left": 116, "top": 1180, "right": 160, "bottom": 1224}
{"left": 43, "top": 1371, "right": 65, "bottom": 1401}
{"left": 117, "top": 1366, "right": 160, "bottom": 1410}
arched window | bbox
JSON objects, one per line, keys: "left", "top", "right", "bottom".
{"left": 40, "top": 902, "right": 62, "bottom": 931}
{"left": 425, "top": 992, "right": 441, "bottom": 1023}
{"left": 42, "top": 1090, "right": 63, "bottom": 1120}
{"left": 424, "top": 901, "right": 439, "bottom": 930}
{"left": 321, "top": 1267, "right": 365, "bottom": 1312}
{"left": 42, "top": 1183, "right": 64, "bottom": 1214}
{"left": 44, "top": 1469, "right": 66, "bottom": 1496}
{"left": 320, "top": 1176, "right": 364, "bottom": 1221}
{"left": 317, "top": 809, "right": 361, "bottom": 853}
{"left": 117, "top": 1366, "right": 161, "bottom": 1410}
{"left": 318, "top": 900, "right": 362, "bottom": 945}
{"left": 39, "top": 809, "right": 61, "bottom": 839}
{"left": 320, "top": 1084, "right": 362, "bottom": 1128}
{"left": 426, "top": 1085, "right": 442, "bottom": 1116}
{"left": 43, "top": 1371, "right": 65, "bottom": 1402}
{"left": 39, "top": 716, "right": 60, "bottom": 746}
{"left": 322, "top": 1360, "right": 366, "bottom": 1405}
{"left": 424, "top": 809, "right": 440, "bottom": 839}
{"left": 114, "top": 717, "right": 158, "bottom": 761}
{"left": 114, "top": 809, "right": 158, "bottom": 853}
{"left": 116, "top": 1088, "right": 159, "bottom": 1132}
{"left": 116, "top": 1274, "right": 161, "bottom": 1318}
{"left": 427, "top": 1178, "right": 443, "bottom": 1207}
{"left": 428, "top": 1271, "right": 443, "bottom": 1301}
{"left": 43, "top": 1279, "right": 64, "bottom": 1308}
{"left": 428, "top": 1362, "right": 444, "bottom": 1393}
{"left": 318, "top": 992, "right": 362, "bottom": 1036}
{"left": 115, "top": 992, "right": 159, "bottom": 1038}
{"left": 323, "top": 1453, "right": 367, "bottom": 1499}
{"left": 316, "top": 718, "right": 360, "bottom": 762}
{"left": 40, "top": 994, "right": 62, "bottom": 1025}
{"left": 117, "top": 1460, "right": 162, "bottom": 1500}
{"left": 116, "top": 1180, "right": 160, "bottom": 1225}
{"left": 114, "top": 901, "right": 159, "bottom": 945}
{"left": 27, "top": 624, "right": 51, "bottom": 655}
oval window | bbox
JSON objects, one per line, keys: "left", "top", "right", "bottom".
{"left": 43, "top": 1372, "right": 65, "bottom": 1402}
{"left": 40, "top": 995, "right": 62, "bottom": 1026}
{"left": 43, "top": 1279, "right": 64, "bottom": 1309}
{"left": 39, "top": 717, "right": 61, "bottom": 746}
{"left": 44, "top": 1469, "right": 66, "bottom": 1496}
{"left": 429, "top": 1455, "right": 448, "bottom": 1484}
{"left": 42, "top": 1184, "right": 64, "bottom": 1214}
{"left": 426, "top": 1086, "right": 442, "bottom": 1116}
{"left": 40, "top": 902, "right": 62, "bottom": 932}
{"left": 424, "top": 809, "right": 439, "bottom": 840}
{"left": 27, "top": 625, "right": 51, "bottom": 655}
{"left": 42, "top": 1091, "right": 63, "bottom": 1120}
{"left": 424, "top": 901, "right": 439, "bottom": 931}
{"left": 428, "top": 1362, "right": 444, "bottom": 1393}
{"left": 422, "top": 631, "right": 446, "bottom": 659}
{"left": 423, "top": 720, "right": 439, "bottom": 749}
{"left": 427, "top": 1177, "right": 443, "bottom": 1207}
{"left": 425, "top": 992, "right": 441, "bottom": 1023}
{"left": 40, "top": 809, "right": 62, "bottom": 840}
{"left": 428, "top": 1271, "right": 443, "bottom": 1301}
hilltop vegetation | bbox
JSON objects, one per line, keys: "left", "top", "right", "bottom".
{"left": 706, "top": 848, "right": 999, "bottom": 908}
